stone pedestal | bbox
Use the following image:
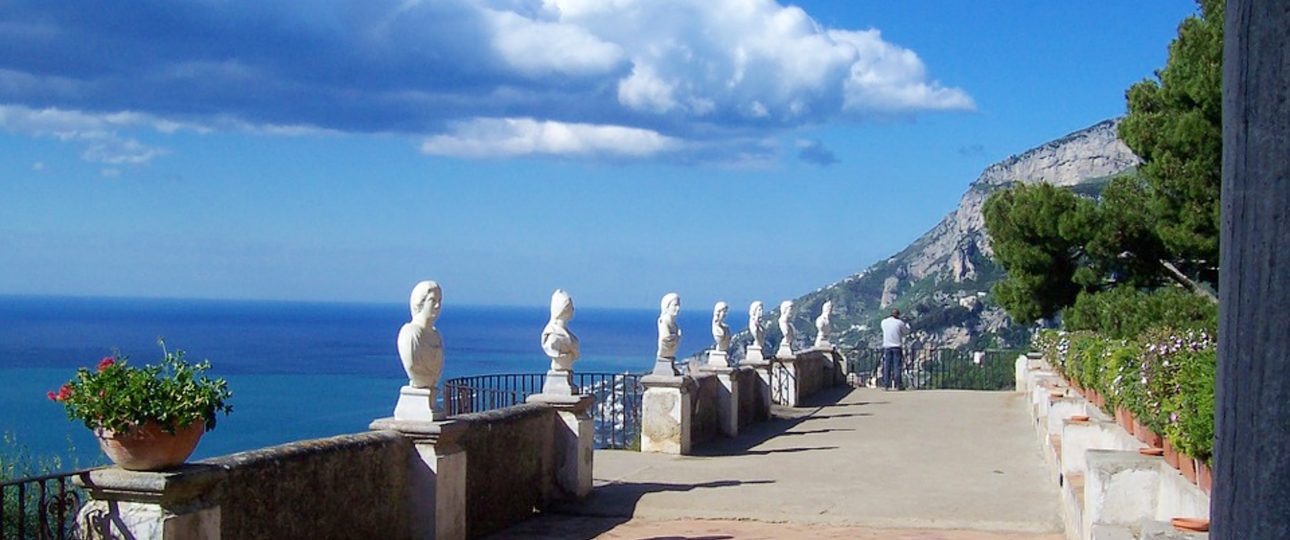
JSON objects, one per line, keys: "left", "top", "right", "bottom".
{"left": 394, "top": 385, "right": 439, "bottom": 422}
{"left": 745, "top": 345, "right": 764, "bottom": 364}
{"left": 651, "top": 356, "right": 680, "bottom": 377}
{"left": 772, "top": 356, "right": 800, "bottom": 407}
{"left": 75, "top": 466, "right": 224, "bottom": 540}
{"left": 369, "top": 418, "right": 468, "bottom": 540}
{"left": 776, "top": 340, "right": 795, "bottom": 360}
{"left": 700, "top": 365, "right": 741, "bottom": 437}
{"left": 706, "top": 349, "right": 729, "bottom": 369}
{"left": 542, "top": 368, "right": 574, "bottom": 396}
{"left": 640, "top": 374, "right": 695, "bottom": 454}
{"left": 525, "top": 393, "right": 595, "bottom": 498}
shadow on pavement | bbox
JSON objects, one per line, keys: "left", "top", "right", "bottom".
{"left": 488, "top": 479, "right": 773, "bottom": 540}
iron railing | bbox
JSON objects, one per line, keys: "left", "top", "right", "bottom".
{"left": 1, "top": 469, "right": 90, "bottom": 540}
{"left": 841, "top": 348, "right": 1023, "bottom": 391}
{"left": 442, "top": 372, "right": 644, "bottom": 449}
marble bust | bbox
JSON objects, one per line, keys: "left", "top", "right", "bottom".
{"left": 541, "top": 289, "right": 580, "bottom": 372}
{"left": 815, "top": 301, "right": 833, "bottom": 347}
{"left": 397, "top": 280, "right": 443, "bottom": 389}
{"left": 657, "top": 293, "right": 681, "bottom": 359}
{"left": 777, "top": 300, "right": 795, "bottom": 356}
{"left": 748, "top": 301, "right": 765, "bottom": 347}
{"left": 711, "top": 301, "right": 730, "bottom": 353}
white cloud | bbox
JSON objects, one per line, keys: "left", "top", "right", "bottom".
{"left": 31, "top": 161, "right": 44, "bottom": 171}
{"left": 0, "top": 1, "right": 974, "bottom": 162}
{"left": 421, "top": 117, "right": 680, "bottom": 158}
{"left": 485, "top": 8, "right": 624, "bottom": 77}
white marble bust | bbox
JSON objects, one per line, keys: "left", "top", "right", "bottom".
{"left": 815, "top": 300, "right": 833, "bottom": 347}
{"left": 711, "top": 301, "right": 730, "bottom": 353}
{"left": 778, "top": 300, "right": 794, "bottom": 344}
{"left": 748, "top": 301, "right": 765, "bottom": 347}
{"left": 397, "top": 280, "right": 443, "bottom": 389}
{"left": 657, "top": 293, "right": 681, "bottom": 359}
{"left": 541, "top": 289, "right": 580, "bottom": 372}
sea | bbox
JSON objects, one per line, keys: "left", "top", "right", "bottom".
{"left": 0, "top": 295, "right": 713, "bottom": 468}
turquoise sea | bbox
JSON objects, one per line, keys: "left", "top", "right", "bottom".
{"left": 0, "top": 296, "right": 712, "bottom": 467}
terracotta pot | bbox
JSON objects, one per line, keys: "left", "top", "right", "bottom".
{"left": 95, "top": 421, "right": 205, "bottom": 471}
{"left": 1115, "top": 407, "right": 1135, "bottom": 436}
{"left": 1197, "top": 460, "right": 1213, "bottom": 494}
{"left": 1179, "top": 453, "right": 1198, "bottom": 484}
{"left": 1139, "top": 447, "right": 1165, "bottom": 457}
{"left": 1134, "top": 420, "right": 1164, "bottom": 448}
{"left": 1163, "top": 439, "right": 1181, "bottom": 469}
{"left": 1171, "top": 517, "right": 1209, "bottom": 533}
{"left": 1069, "top": 415, "right": 1090, "bottom": 423}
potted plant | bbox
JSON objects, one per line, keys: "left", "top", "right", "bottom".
{"left": 49, "top": 342, "right": 232, "bottom": 471}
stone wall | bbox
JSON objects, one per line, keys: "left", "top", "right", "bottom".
{"left": 689, "top": 372, "right": 721, "bottom": 444}
{"left": 453, "top": 403, "right": 558, "bottom": 538}
{"left": 736, "top": 366, "right": 763, "bottom": 426}
{"left": 793, "top": 350, "right": 840, "bottom": 401}
{"left": 208, "top": 431, "right": 414, "bottom": 539}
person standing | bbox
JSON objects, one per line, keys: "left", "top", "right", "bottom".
{"left": 880, "top": 309, "right": 910, "bottom": 390}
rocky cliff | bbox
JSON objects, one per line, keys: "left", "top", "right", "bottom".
{"left": 738, "top": 119, "right": 1140, "bottom": 354}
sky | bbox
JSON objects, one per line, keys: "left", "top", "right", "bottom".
{"left": 0, "top": 1, "right": 1200, "bottom": 310}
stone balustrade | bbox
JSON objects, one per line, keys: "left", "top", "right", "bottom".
{"left": 1017, "top": 354, "right": 1209, "bottom": 540}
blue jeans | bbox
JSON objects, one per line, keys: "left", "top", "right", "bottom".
{"left": 882, "top": 347, "right": 903, "bottom": 389}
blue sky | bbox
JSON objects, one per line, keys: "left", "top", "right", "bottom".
{"left": 0, "top": 1, "right": 1198, "bottom": 310}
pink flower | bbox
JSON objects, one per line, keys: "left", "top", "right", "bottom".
{"left": 46, "top": 390, "right": 58, "bottom": 401}
{"left": 97, "top": 356, "right": 115, "bottom": 372}
{"left": 52, "top": 384, "right": 73, "bottom": 402}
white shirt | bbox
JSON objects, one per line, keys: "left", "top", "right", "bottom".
{"left": 880, "top": 316, "right": 910, "bottom": 348}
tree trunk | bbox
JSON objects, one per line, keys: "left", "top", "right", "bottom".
{"left": 1213, "top": 1, "right": 1290, "bottom": 537}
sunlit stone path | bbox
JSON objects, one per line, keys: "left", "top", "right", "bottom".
{"left": 489, "top": 386, "right": 1063, "bottom": 539}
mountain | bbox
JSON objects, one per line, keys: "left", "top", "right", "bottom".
{"left": 736, "top": 119, "right": 1141, "bottom": 355}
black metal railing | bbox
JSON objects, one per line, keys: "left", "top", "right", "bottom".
{"left": 1, "top": 469, "right": 90, "bottom": 540}
{"left": 841, "top": 348, "right": 1023, "bottom": 391}
{"left": 442, "top": 372, "right": 644, "bottom": 449}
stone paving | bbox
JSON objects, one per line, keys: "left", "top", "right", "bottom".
{"left": 487, "top": 386, "right": 1063, "bottom": 539}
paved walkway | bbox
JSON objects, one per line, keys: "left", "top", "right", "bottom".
{"left": 488, "top": 387, "right": 1062, "bottom": 539}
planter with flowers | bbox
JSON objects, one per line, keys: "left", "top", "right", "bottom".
{"left": 49, "top": 344, "right": 232, "bottom": 471}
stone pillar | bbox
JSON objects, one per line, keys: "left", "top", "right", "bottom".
{"left": 640, "top": 374, "right": 696, "bottom": 454}
{"left": 739, "top": 352, "right": 772, "bottom": 422}
{"left": 700, "top": 365, "right": 741, "bottom": 437}
{"left": 75, "top": 465, "right": 224, "bottom": 540}
{"left": 525, "top": 393, "right": 595, "bottom": 498}
{"left": 370, "top": 418, "right": 468, "bottom": 540}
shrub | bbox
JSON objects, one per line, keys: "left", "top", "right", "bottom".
{"left": 1101, "top": 340, "right": 1140, "bottom": 412}
{"left": 1063, "top": 286, "right": 1217, "bottom": 339}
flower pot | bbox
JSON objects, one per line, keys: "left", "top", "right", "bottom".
{"left": 95, "top": 421, "right": 205, "bottom": 471}
{"left": 1163, "top": 439, "right": 1181, "bottom": 469}
{"left": 1171, "top": 517, "right": 1209, "bottom": 533}
{"left": 1115, "top": 407, "right": 1135, "bottom": 436}
{"left": 1197, "top": 460, "right": 1213, "bottom": 494}
{"left": 1134, "top": 420, "right": 1163, "bottom": 447}
{"left": 1179, "top": 453, "right": 1198, "bottom": 484}
{"left": 1139, "top": 447, "right": 1164, "bottom": 457}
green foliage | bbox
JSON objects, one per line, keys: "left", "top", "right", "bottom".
{"left": 1063, "top": 286, "right": 1218, "bottom": 339}
{"left": 51, "top": 344, "right": 233, "bottom": 435}
{"left": 984, "top": 183, "right": 1096, "bottom": 323}
{"left": 1118, "top": 0, "right": 1223, "bottom": 285}
{"left": 2, "top": 433, "right": 84, "bottom": 540}
{"left": 1030, "top": 325, "right": 1215, "bottom": 463}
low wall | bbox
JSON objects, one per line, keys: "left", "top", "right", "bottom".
{"left": 736, "top": 366, "right": 765, "bottom": 426}
{"left": 207, "top": 431, "right": 414, "bottom": 539}
{"left": 689, "top": 372, "right": 721, "bottom": 445}
{"left": 452, "top": 403, "right": 559, "bottom": 538}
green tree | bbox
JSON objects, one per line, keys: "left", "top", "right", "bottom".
{"left": 983, "top": 183, "right": 1096, "bottom": 324}
{"left": 1118, "top": 0, "right": 1223, "bottom": 286}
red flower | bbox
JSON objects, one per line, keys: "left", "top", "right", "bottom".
{"left": 46, "top": 390, "right": 58, "bottom": 401}
{"left": 97, "top": 356, "right": 115, "bottom": 372}
{"left": 55, "top": 384, "right": 73, "bottom": 401}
